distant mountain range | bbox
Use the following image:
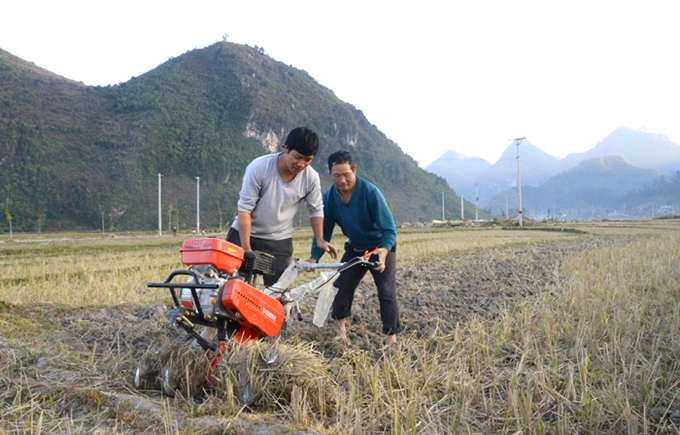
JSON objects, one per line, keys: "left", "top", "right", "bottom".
{"left": 426, "top": 127, "right": 680, "bottom": 217}
{"left": 486, "top": 155, "right": 662, "bottom": 218}
{"left": 560, "top": 127, "right": 680, "bottom": 174}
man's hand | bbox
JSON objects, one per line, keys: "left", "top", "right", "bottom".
{"left": 373, "top": 248, "right": 389, "bottom": 273}
{"left": 316, "top": 240, "right": 338, "bottom": 259}
{"left": 310, "top": 217, "right": 337, "bottom": 259}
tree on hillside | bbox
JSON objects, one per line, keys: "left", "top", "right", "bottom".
{"left": 98, "top": 203, "right": 106, "bottom": 235}
{"left": 167, "top": 204, "right": 174, "bottom": 233}
{"left": 36, "top": 213, "right": 46, "bottom": 233}
{"left": 616, "top": 170, "right": 680, "bottom": 215}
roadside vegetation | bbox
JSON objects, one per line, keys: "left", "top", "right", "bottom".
{"left": 1, "top": 220, "right": 679, "bottom": 433}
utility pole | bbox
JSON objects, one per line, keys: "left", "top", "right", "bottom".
{"left": 505, "top": 196, "right": 508, "bottom": 220}
{"left": 196, "top": 176, "right": 200, "bottom": 234}
{"left": 461, "top": 195, "right": 464, "bottom": 220}
{"left": 442, "top": 191, "right": 445, "bottom": 221}
{"left": 512, "top": 137, "right": 526, "bottom": 226}
{"left": 475, "top": 182, "right": 479, "bottom": 222}
{"left": 158, "top": 173, "right": 162, "bottom": 236}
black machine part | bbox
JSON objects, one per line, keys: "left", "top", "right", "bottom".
{"left": 239, "top": 250, "right": 275, "bottom": 284}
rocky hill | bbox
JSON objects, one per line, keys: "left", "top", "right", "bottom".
{"left": 424, "top": 150, "right": 490, "bottom": 197}
{"left": 0, "top": 43, "right": 470, "bottom": 232}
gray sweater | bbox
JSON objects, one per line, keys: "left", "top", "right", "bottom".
{"left": 232, "top": 153, "right": 324, "bottom": 240}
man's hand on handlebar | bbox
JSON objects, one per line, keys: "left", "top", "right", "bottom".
{"left": 373, "top": 248, "right": 389, "bottom": 273}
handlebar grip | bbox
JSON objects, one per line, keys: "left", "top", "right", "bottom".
{"left": 362, "top": 247, "right": 379, "bottom": 260}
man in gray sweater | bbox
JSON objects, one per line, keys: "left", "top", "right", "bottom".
{"left": 228, "top": 127, "right": 337, "bottom": 285}
{"left": 198, "top": 127, "right": 338, "bottom": 345}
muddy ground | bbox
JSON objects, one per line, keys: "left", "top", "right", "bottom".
{"left": 0, "top": 234, "right": 641, "bottom": 433}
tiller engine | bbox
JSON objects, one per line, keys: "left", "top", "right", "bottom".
{"left": 146, "top": 238, "right": 286, "bottom": 385}
{"left": 148, "top": 238, "right": 283, "bottom": 344}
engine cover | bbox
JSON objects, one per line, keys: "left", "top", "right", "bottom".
{"left": 221, "top": 279, "right": 285, "bottom": 338}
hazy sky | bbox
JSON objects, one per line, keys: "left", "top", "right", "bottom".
{"left": 2, "top": 1, "right": 679, "bottom": 166}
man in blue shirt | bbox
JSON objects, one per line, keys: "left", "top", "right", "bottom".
{"left": 310, "top": 150, "right": 401, "bottom": 347}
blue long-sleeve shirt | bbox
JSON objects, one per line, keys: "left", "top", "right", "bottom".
{"left": 311, "top": 176, "right": 397, "bottom": 261}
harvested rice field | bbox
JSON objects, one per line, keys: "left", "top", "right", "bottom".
{"left": 1, "top": 219, "right": 680, "bottom": 434}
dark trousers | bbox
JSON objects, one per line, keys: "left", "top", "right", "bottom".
{"left": 332, "top": 243, "right": 402, "bottom": 335}
{"left": 226, "top": 228, "right": 293, "bottom": 287}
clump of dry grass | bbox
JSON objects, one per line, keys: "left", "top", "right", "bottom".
{"left": 215, "top": 340, "right": 335, "bottom": 424}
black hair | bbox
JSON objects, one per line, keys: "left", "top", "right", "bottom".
{"left": 284, "top": 127, "right": 319, "bottom": 157}
{"left": 327, "top": 150, "right": 354, "bottom": 173}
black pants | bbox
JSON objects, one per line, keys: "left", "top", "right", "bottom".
{"left": 332, "top": 243, "right": 402, "bottom": 336}
{"left": 226, "top": 228, "right": 293, "bottom": 287}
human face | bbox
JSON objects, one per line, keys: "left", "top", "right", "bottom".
{"left": 282, "top": 146, "right": 314, "bottom": 175}
{"left": 330, "top": 163, "right": 356, "bottom": 194}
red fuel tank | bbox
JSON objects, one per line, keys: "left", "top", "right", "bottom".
{"left": 180, "top": 238, "right": 244, "bottom": 274}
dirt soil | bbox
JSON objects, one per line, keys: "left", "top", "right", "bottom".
{"left": 0, "top": 234, "right": 640, "bottom": 434}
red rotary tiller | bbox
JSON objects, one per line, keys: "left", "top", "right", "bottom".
{"left": 139, "top": 237, "right": 376, "bottom": 390}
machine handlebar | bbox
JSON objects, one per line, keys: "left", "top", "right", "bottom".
{"left": 299, "top": 247, "right": 380, "bottom": 272}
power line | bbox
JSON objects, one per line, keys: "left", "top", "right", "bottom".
{"left": 518, "top": 160, "right": 559, "bottom": 179}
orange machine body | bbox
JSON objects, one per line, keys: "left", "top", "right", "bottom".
{"left": 221, "top": 279, "right": 285, "bottom": 340}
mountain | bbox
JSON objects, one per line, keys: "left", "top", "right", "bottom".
{"left": 426, "top": 128, "right": 680, "bottom": 212}
{"left": 426, "top": 140, "right": 562, "bottom": 206}
{"left": 560, "top": 127, "right": 680, "bottom": 174}
{"left": 0, "top": 43, "right": 474, "bottom": 232}
{"left": 424, "top": 150, "right": 490, "bottom": 197}
{"left": 479, "top": 140, "right": 562, "bottom": 195}
{"left": 486, "top": 155, "right": 661, "bottom": 218}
